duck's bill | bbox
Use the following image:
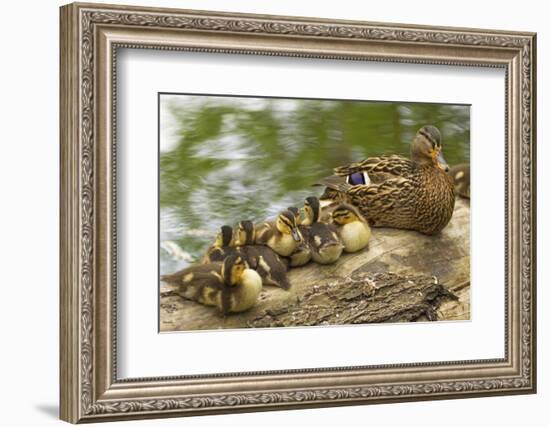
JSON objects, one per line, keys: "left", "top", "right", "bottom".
{"left": 291, "top": 229, "right": 302, "bottom": 242}
{"left": 436, "top": 151, "right": 450, "bottom": 172}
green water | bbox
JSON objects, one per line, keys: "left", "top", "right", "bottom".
{"left": 159, "top": 95, "right": 470, "bottom": 275}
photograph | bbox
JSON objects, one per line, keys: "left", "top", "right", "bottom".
{"left": 158, "top": 94, "right": 471, "bottom": 332}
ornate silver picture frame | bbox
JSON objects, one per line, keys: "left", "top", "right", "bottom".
{"left": 60, "top": 2, "right": 536, "bottom": 423}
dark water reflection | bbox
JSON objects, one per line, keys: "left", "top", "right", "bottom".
{"left": 160, "top": 95, "right": 470, "bottom": 274}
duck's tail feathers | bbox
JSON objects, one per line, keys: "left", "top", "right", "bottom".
{"left": 317, "top": 175, "right": 353, "bottom": 193}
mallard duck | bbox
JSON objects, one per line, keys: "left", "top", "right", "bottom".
{"left": 448, "top": 163, "right": 470, "bottom": 199}
{"left": 202, "top": 225, "right": 237, "bottom": 264}
{"left": 320, "top": 125, "right": 455, "bottom": 235}
{"left": 161, "top": 254, "right": 262, "bottom": 314}
{"left": 234, "top": 220, "right": 291, "bottom": 289}
{"left": 286, "top": 206, "right": 312, "bottom": 267}
{"left": 302, "top": 196, "right": 343, "bottom": 265}
{"left": 331, "top": 204, "right": 371, "bottom": 253}
{"left": 254, "top": 210, "right": 303, "bottom": 257}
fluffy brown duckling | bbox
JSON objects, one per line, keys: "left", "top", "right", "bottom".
{"left": 254, "top": 210, "right": 303, "bottom": 257}
{"left": 161, "top": 254, "right": 262, "bottom": 314}
{"left": 448, "top": 163, "right": 470, "bottom": 199}
{"left": 302, "top": 196, "right": 343, "bottom": 265}
{"left": 234, "top": 220, "right": 291, "bottom": 289}
{"left": 331, "top": 204, "right": 371, "bottom": 253}
{"left": 286, "top": 206, "right": 312, "bottom": 267}
{"left": 202, "top": 225, "right": 237, "bottom": 264}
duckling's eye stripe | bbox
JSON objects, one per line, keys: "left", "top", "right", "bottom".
{"left": 280, "top": 216, "right": 293, "bottom": 227}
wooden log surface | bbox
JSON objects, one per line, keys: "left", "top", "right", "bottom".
{"left": 160, "top": 198, "right": 470, "bottom": 332}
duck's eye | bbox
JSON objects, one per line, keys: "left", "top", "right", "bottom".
{"left": 347, "top": 172, "right": 366, "bottom": 185}
{"left": 419, "top": 130, "right": 436, "bottom": 148}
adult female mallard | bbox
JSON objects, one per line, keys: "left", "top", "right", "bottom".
{"left": 321, "top": 125, "right": 455, "bottom": 235}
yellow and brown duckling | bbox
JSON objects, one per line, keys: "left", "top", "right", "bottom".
{"left": 161, "top": 254, "right": 262, "bottom": 315}
{"left": 448, "top": 163, "right": 470, "bottom": 199}
{"left": 286, "top": 206, "right": 312, "bottom": 267}
{"left": 202, "top": 225, "right": 237, "bottom": 264}
{"left": 234, "top": 220, "right": 291, "bottom": 289}
{"left": 320, "top": 125, "right": 455, "bottom": 235}
{"left": 331, "top": 204, "right": 371, "bottom": 253}
{"left": 254, "top": 210, "right": 303, "bottom": 257}
{"left": 302, "top": 196, "right": 343, "bottom": 265}
{"left": 287, "top": 206, "right": 302, "bottom": 226}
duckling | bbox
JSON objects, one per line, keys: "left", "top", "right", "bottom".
{"left": 448, "top": 163, "right": 470, "bottom": 199}
{"left": 286, "top": 206, "right": 312, "bottom": 267}
{"left": 331, "top": 204, "right": 371, "bottom": 253}
{"left": 254, "top": 210, "right": 303, "bottom": 257}
{"left": 202, "top": 225, "right": 237, "bottom": 264}
{"left": 161, "top": 254, "right": 262, "bottom": 314}
{"left": 303, "top": 196, "right": 343, "bottom": 265}
{"left": 318, "top": 200, "right": 342, "bottom": 224}
{"left": 234, "top": 220, "right": 291, "bottom": 289}
{"left": 287, "top": 206, "right": 302, "bottom": 225}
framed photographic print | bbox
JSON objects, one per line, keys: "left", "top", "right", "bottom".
{"left": 60, "top": 2, "right": 537, "bottom": 423}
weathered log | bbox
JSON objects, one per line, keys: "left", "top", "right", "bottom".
{"left": 248, "top": 272, "right": 458, "bottom": 327}
{"left": 160, "top": 198, "right": 470, "bottom": 332}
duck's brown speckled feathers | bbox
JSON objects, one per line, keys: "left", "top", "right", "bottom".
{"left": 335, "top": 154, "right": 413, "bottom": 183}
{"left": 327, "top": 165, "right": 455, "bottom": 235}
{"left": 321, "top": 125, "right": 456, "bottom": 235}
